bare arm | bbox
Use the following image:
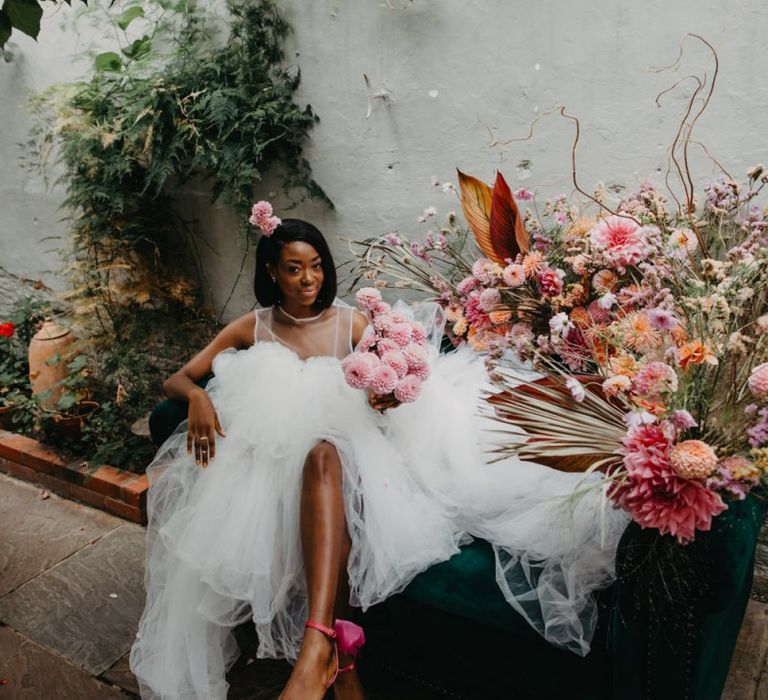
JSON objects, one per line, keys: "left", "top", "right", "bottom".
{"left": 164, "top": 312, "right": 255, "bottom": 466}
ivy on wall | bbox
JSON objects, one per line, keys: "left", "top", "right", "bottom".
{"left": 28, "top": 0, "right": 329, "bottom": 470}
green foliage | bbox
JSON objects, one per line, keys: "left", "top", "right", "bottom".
{"left": 0, "top": 0, "right": 86, "bottom": 49}
{"left": 26, "top": 0, "right": 329, "bottom": 472}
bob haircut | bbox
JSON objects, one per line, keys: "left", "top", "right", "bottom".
{"left": 253, "top": 219, "right": 337, "bottom": 310}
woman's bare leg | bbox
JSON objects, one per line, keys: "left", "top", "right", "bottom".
{"left": 280, "top": 442, "right": 364, "bottom": 700}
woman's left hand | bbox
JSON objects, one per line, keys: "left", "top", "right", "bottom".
{"left": 368, "top": 390, "right": 401, "bottom": 412}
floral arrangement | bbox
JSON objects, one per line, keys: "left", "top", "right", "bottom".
{"left": 342, "top": 287, "right": 431, "bottom": 404}
{"left": 347, "top": 166, "right": 768, "bottom": 543}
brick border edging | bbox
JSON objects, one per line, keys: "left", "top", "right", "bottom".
{"left": 0, "top": 429, "right": 148, "bottom": 524}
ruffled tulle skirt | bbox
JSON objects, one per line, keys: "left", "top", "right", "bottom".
{"left": 129, "top": 341, "right": 628, "bottom": 699}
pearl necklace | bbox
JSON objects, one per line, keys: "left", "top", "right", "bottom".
{"left": 276, "top": 305, "right": 327, "bottom": 323}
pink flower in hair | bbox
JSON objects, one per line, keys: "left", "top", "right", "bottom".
{"left": 342, "top": 352, "right": 379, "bottom": 389}
{"left": 382, "top": 349, "right": 409, "bottom": 379}
{"left": 394, "top": 375, "right": 423, "bottom": 403}
{"left": 356, "top": 287, "right": 383, "bottom": 311}
{"left": 249, "top": 201, "right": 273, "bottom": 225}
{"left": 260, "top": 216, "right": 281, "bottom": 237}
{"left": 369, "top": 363, "right": 399, "bottom": 394}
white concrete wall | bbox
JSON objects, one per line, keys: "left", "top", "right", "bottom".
{"left": 3, "top": 0, "right": 768, "bottom": 319}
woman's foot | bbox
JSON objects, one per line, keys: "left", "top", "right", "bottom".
{"left": 332, "top": 652, "right": 366, "bottom": 700}
{"left": 280, "top": 627, "right": 337, "bottom": 700}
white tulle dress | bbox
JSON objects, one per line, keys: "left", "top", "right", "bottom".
{"left": 129, "top": 300, "right": 629, "bottom": 699}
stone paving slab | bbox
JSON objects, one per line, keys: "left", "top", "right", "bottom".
{"left": 0, "top": 472, "right": 121, "bottom": 598}
{"left": 0, "top": 625, "right": 129, "bottom": 699}
{"left": 722, "top": 598, "right": 768, "bottom": 700}
{"left": 0, "top": 523, "right": 146, "bottom": 676}
{"left": 101, "top": 653, "right": 140, "bottom": 698}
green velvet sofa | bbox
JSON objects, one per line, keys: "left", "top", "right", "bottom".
{"left": 150, "top": 394, "right": 766, "bottom": 700}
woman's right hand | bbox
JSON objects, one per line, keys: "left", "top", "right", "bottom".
{"left": 186, "top": 388, "right": 226, "bottom": 467}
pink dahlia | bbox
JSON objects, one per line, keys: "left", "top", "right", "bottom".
{"left": 356, "top": 287, "right": 383, "bottom": 311}
{"left": 373, "top": 313, "right": 393, "bottom": 333}
{"left": 342, "top": 352, "right": 379, "bottom": 390}
{"left": 388, "top": 323, "right": 413, "bottom": 347}
{"left": 394, "top": 375, "right": 423, "bottom": 403}
{"left": 634, "top": 362, "right": 678, "bottom": 397}
{"left": 589, "top": 215, "right": 649, "bottom": 269}
{"left": 748, "top": 362, "right": 768, "bottom": 398}
{"left": 381, "top": 349, "right": 409, "bottom": 379}
{"left": 478, "top": 287, "right": 501, "bottom": 312}
{"left": 669, "top": 440, "right": 718, "bottom": 480}
{"left": 502, "top": 264, "right": 526, "bottom": 288}
{"left": 456, "top": 276, "right": 479, "bottom": 296}
{"left": 376, "top": 337, "right": 400, "bottom": 354}
{"left": 613, "top": 423, "right": 727, "bottom": 543}
{"left": 410, "top": 322, "right": 427, "bottom": 344}
{"left": 371, "top": 300, "right": 392, "bottom": 316}
{"left": 369, "top": 363, "right": 399, "bottom": 394}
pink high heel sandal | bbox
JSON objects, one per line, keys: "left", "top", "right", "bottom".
{"left": 333, "top": 619, "right": 366, "bottom": 676}
{"left": 304, "top": 620, "right": 341, "bottom": 688}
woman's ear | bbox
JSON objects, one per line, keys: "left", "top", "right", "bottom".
{"left": 266, "top": 264, "right": 277, "bottom": 283}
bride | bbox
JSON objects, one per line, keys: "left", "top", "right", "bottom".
{"left": 129, "top": 218, "right": 628, "bottom": 699}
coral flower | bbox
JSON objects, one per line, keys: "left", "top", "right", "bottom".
{"left": 522, "top": 251, "right": 546, "bottom": 278}
{"left": 489, "top": 310, "right": 512, "bottom": 325}
{"left": 589, "top": 215, "right": 649, "bottom": 269}
{"left": 634, "top": 362, "right": 678, "bottom": 397}
{"left": 669, "top": 440, "right": 718, "bottom": 480}
{"left": 592, "top": 269, "right": 619, "bottom": 294}
{"left": 679, "top": 340, "right": 717, "bottom": 369}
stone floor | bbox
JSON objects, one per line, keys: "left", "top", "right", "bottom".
{"left": 0, "top": 471, "right": 766, "bottom": 699}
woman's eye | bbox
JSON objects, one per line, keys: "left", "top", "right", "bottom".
{"left": 312, "top": 263, "right": 322, "bottom": 270}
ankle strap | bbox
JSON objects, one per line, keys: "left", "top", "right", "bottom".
{"left": 305, "top": 620, "right": 337, "bottom": 639}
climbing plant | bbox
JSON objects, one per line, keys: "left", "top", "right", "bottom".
{"left": 29, "top": 0, "right": 329, "bottom": 470}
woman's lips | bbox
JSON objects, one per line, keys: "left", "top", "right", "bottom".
{"left": 300, "top": 288, "right": 317, "bottom": 296}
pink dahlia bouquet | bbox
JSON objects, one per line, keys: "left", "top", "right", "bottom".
{"left": 342, "top": 287, "right": 430, "bottom": 404}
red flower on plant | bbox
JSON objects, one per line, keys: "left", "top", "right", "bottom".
{"left": 0, "top": 322, "right": 14, "bottom": 338}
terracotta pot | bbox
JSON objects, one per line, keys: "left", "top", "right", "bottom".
{"left": 52, "top": 400, "right": 99, "bottom": 439}
{"left": 0, "top": 405, "right": 15, "bottom": 430}
{"left": 28, "top": 320, "right": 77, "bottom": 409}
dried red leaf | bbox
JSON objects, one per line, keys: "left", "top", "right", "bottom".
{"left": 489, "top": 171, "right": 530, "bottom": 261}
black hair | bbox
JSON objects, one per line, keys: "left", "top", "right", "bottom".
{"left": 253, "top": 219, "right": 337, "bottom": 310}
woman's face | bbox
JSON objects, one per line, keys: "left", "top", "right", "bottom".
{"left": 271, "top": 241, "right": 325, "bottom": 309}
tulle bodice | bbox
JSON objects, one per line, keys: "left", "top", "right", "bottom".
{"left": 254, "top": 302, "right": 355, "bottom": 361}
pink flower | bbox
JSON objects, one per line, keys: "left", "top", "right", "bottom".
{"left": 647, "top": 308, "right": 678, "bottom": 330}
{"left": 634, "top": 362, "right": 678, "bottom": 397}
{"left": 463, "top": 296, "right": 492, "bottom": 330}
{"left": 384, "top": 233, "right": 402, "bottom": 247}
{"left": 249, "top": 200, "right": 273, "bottom": 225}
{"left": 566, "top": 377, "right": 586, "bottom": 403}
{"left": 478, "top": 287, "right": 501, "bottom": 312}
{"left": 502, "top": 264, "right": 526, "bottom": 288}
{"left": 371, "top": 301, "right": 391, "bottom": 316}
{"left": 671, "top": 410, "right": 697, "bottom": 430}
{"left": 410, "top": 322, "right": 427, "bottom": 344}
{"left": 538, "top": 267, "right": 565, "bottom": 296}
{"left": 394, "top": 375, "right": 423, "bottom": 403}
{"left": 748, "top": 362, "right": 768, "bottom": 398}
{"left": 260, "top": 216, "right": 281, "bottom": 237}
{"left": 373, "top": 314, "right": 393, "bottom": 333}
{"left": 381, "top": 349, "right": 409, "bottom": 379}
{"left": 388, "top": 323, "right": 412, "bottom": 347}
{"left": 589, "top": 215, "right": 649, "bottom": 268}
{"left": 456, "top": 276, "right": 479, "bottom": 296}
{"left": 376, "top": 337, "right": 400, "bottom": 354}
{"left": 669, "top": 440, "right": 718, "bottom": 480}
{"left": 612, "top": 423, "right": 727, "bottom": 543}
{"left": 602, "top": 375, "right": 632, "bottom": 397}
{"left": 342, "top": 352, "right": 379, "bottom": 390}
{"left": 356, "top": 287, "right": 383, "bottom": 311}
{"left": 369, "top": 363, "right": 399, "bottom": 394}
{"left": 513, "top": 188, "right": 533, "bottom": 201}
